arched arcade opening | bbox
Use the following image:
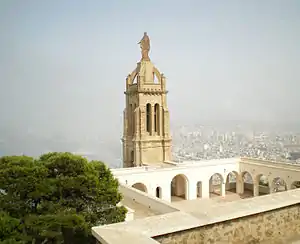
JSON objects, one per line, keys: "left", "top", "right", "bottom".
{"left": 171, "top": 174, "right": 188, "bottom": 202}
{"left": 132, "top": 182, "right": 148, "bottom": 193}
{"left": 225, "top": 171, "right": 238, "bottom": 194}
{"left": 255, "top": 174, "right": 270, "bottom": 196}
{"left": 209, "top": 173, "right": 224, "bottom": 198}
{"left": 270, "top": 177, "right": 287, "bottom": 193}
{"left": 241, "top": 171, "right": 254, "bottom": 198}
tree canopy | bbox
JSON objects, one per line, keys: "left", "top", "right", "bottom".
{"left": 0, "top": 152, "right": 127, "bottom": 244}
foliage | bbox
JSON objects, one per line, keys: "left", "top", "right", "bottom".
{"left": 0, "top": 153, "right": 127, "bottom": 244}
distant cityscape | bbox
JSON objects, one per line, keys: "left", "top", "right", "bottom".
{"left": 1, "top": 123, "right": 300, "bottom": 167}
{"left": 172, "top": 124, "right": 300, "bottom": 163}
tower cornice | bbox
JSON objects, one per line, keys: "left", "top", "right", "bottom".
{"left": 124, "top": 90, "right": 168, "bottom": 95}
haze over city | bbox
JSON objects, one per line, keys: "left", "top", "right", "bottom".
{"left": 1, "top": 0, "right": 300, "bottom": 166}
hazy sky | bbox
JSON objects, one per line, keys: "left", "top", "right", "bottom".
{"left": 1, "top": 0, "right": 300, "bottom": 140}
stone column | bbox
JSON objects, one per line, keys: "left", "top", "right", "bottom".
{"left": 134, "top": 107, "right": 140, "bottom": 137}
{"left": 140, "top": 108, "right": 146, "bottom": 136}
{"left": 268, "top": 180, "right": 274, "bottom": 194}
{"left": 253, "top": 182, "right": 259, "bottom": 197}
{"left": 134, "top": 142, "right": 141, "bottom": 166}
{"left": 236, "top": 175, "right": 244, "bottom": 194}
{"left": 221, "top": 182, "right": 226, "bottom": 197}
{"left": 159, "top": 105, "right": 163, "bottom": 136}
{"left": 123, "top": 109, "right": 127, "bottom": 136}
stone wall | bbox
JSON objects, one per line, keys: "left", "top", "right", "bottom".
{"left": 153, "top": 203, "right": 300, "bottom": 244}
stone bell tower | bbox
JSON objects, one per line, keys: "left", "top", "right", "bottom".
{"left": 122, "top": 32, "right": 172, "bottom": 167}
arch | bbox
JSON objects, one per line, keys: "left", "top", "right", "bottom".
{"left": 153, "top": 67, "right": 162, "bottom": 83}
{"left": 156, "top": 186, "right": 162, "bottom": 198}
{"left": 129, "top": 70, "right": 138, "bottom": 84}
{"left": 171, "top": 174, "right": 188, "bottom": 201}
{"left": 225, "top": 171, "right": 238, "bottom": 194}
{"left": 196, "top": 181, "right": 202, "bottom": 198}
{"left": 154, "top": 103, "right": 160, "bottom": 134}
{"left": 209, "top": 173, "right": 224, "bottom": 198}
{"left": 132, "top": 182, "right": 147, "bottom": 193}
{"left": 153, "top": 72, "right": 159, "bottom": 84}
{"left": 128, "top": 69, "right": 138, "bottom": 85}
{"left": 146, "top": 103, "right": 151, "bottom": 133}
{"left": 132, "top": 74, "right": 138, "bottom": 84}
{"left": 270, "top": 177, "right": 287, "bottom": 193}
{"left": 255, "top": 174, "right": 270, "bottom": 196}
{"left": 291, "top": 181, "right": 300, "bottom": 189}
{"left": 241, "top": 171, "right": 254, "bottom": 198}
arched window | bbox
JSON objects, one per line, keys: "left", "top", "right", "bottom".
{"left": 146, "top": 103, "right": 151, "bottom": 133}
{"left": 132, "top": 104, "right": 135, "bottom": 135}
{"left": 129, "top": 104, "right": 133, "bottom": 135}
{"left": 154, "top": 104, "right": 159, "bottom": 134}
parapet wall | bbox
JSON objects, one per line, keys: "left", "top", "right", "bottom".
{"left": 154, "top": 202, "right": 300, "bottom": 243}
{"left": 93, "top": 189, "right": 300, "bottom": 244}
{"left": 119, "top": 184, "right": 179, "bottom": 214}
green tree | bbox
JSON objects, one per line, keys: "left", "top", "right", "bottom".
{"left": 0, "top": 153, "right": 126, "bottom": 244}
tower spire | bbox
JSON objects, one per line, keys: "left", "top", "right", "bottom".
{"left": 122, "top": 34, "right": 172, "bottom": 167}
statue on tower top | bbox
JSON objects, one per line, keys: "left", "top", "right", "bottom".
{"left": 138, "top": 32, "right": 150, "bottom": 61}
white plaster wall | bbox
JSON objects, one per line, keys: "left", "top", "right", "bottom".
{"left": 119, "top": 184, "right": 178, "bottom": 214}
{"left": 125, "top": 206, "right": 135, "bottom": 221}
{"left": 113, "top": 158, "right": 300, "bottom": 205}
{"left": 114, "top": 158, "right": 240, "bottom": 202}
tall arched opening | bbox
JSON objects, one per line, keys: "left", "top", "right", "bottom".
{"left": 132, "top": 182, "right": 148, "bottom": 193}
{"left": 209, "top": 173, "right": 224, "bottom": 198}
{"left": 154, "top": 103, "right": 160, "bottom": 135}
{"left": 255, "top": 174, "right": 270, "bottom": 196}
{"left": 225, "top": 171, "right": 238, "bottom": 194}
{"left": 196, "top": 181, "right": 202, "bottom": 198}
{"left": 270, "top": 177, "right": 287, "bottom": 193}
{"left": 146, "top": 103, "right": 151, "bottom": 133}
{"left": 156, "top": 186, "right": 162, "bottom": 198}
{"left": 171, "top": 174, "right": 188, "bottom": 202}
{"left": 241, "top": 171, "right": 254, "bottom": 198}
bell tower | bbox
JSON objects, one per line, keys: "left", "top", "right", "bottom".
{"left": 122, "top": 33, "right": 172, "bottom": 167}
